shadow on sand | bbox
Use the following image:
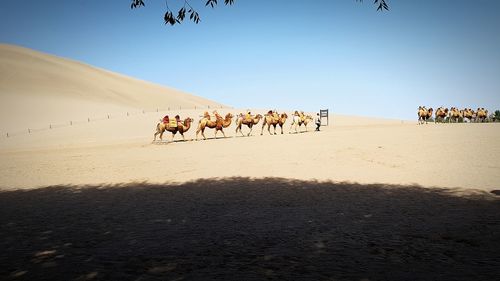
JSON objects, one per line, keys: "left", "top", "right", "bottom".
{"left": 1, "top": 178, "right": 499, "bottom": 280}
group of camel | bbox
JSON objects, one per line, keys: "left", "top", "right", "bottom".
{"left": 418, "top": 106, "right": 489, "bottom": 124}
{"left": 153, "top": 110, "right": 314, "bottom": 142}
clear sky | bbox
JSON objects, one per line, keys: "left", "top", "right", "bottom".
{"left": 1, "top": 0, "right": 499, "bottom": 119}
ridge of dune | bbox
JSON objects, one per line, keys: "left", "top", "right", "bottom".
{"left": 0, "top": 44, "right": 225, "bottom": 131}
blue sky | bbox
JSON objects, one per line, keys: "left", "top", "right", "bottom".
{"left": 1, "top": 0, "right": 500, "bottom": 119}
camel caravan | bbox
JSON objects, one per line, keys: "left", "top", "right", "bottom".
{"left": 153, "top": 110, "right": 315, "bottom": 143}
{"left": 418, "top": 106, "right": 490, "bottom": 124}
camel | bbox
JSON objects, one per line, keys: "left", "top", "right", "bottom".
{"left": 261, "top": 111, "right": 288, "bottom": 135}
{"left": 196, "top": 111, "right": 233, "bottom": 140}
{"left": 235, "top": 113, "right": 263, "bottom": 137}
{"left": 289, "top": 111, "right": 313, "bottom": 133}
{"left": 418, "top": 106, "right": 433, "bottom": 124}
{"left": 475, "top": 108, "right": 488, "bottom": 123}
{"left": 462, "top": 108, "right": 475, "bottom": 123}
{"left": 434, "top": 107, "right": 448, "bottom": 123}
{"left": 448, "top": 107, "right": 462, "bottom": 123}
{"left": 153, "top": 117, "right": 194, "bottom": 142}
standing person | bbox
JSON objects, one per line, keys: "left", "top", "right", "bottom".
{"left": 315, "top": 113, "right": 321, "bottom": 131}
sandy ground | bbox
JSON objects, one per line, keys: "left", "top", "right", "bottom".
{"left": 1, "top": 179, "right": 499, "bottom": 280}
{"left": 0, "top": 109, "right": 499, "bottom": 191}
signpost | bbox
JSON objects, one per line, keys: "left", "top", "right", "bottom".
{"left": 320, "top": 109, "right": 329, "bottom": 126}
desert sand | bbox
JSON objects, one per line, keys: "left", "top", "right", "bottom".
{"left": 1, "top": 109, "right": 499, "bottom": 191}
{"left": 1, "top": 45, "right": 499, "bottom": 280}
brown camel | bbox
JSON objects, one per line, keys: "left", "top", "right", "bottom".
{"left": 153, "top": 117, "right": 194, "bottom": 142}
{"left": 476, "top": 108, "right": 488, "bottom": 122}
{"left": 418, "top": 106, "right": 433, "bottom": 125}
{"left": 448, "top": 107, "right": 462, "bottom": 123}
{"left": 462, "top": 108, "right": 475, "bottom": 123}
{"left": 261, "top": 111, "right": 288, "bottom": 135}
{"left": 196, "top": 112, "right": 233, "bottom": 140}
{"left": 235, "top": 113, "right": 263, "bottom": 137}
{"left": 434, "top": 107, "right": 448, "bottom": 123}
{"left": 289, "top": 111, "right": 313, "bottom": 133}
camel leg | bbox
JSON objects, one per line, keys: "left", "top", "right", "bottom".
{"left": 268, "top": 124, "right": 273, "bottom": 135}
{"left": 180, "top": 132, "right": 185, "bottom": 141}
{"left": 273, "top": 124, "right": 277, "bottom": 135}
{"left": 202, "top": 129, "right": 207, "bottom": 140}
{"left": 260, "top": 123, "right": 265, "bottom": 136}
{"left": 247, "top": 125, "right": 252, "bottom": 137}
{"left": 222, "top": 129, "right": 227, "bottom": 138}
{"left": 171, "top": 132, "right": 176, "bottom": 142}
{"left": 237, "top": 125, "right": 245, "bottom": 137}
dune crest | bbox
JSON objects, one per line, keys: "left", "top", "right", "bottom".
{"left": 0, "top": 44, "right": 224, "bottom": 131}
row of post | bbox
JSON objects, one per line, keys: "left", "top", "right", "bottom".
{"left": 4, "top": 105, "right": 224, "bottom": 138}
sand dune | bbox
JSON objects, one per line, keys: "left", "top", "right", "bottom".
{"left": 0, "top": 44, "right": 224, "bottom": 133}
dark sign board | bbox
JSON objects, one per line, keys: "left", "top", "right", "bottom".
{"left": 320, "top": 109, "right": 329, "bottom": 126}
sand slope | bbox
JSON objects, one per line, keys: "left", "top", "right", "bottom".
{"left": 0, "top": 44, "right": 224, "bottom": 133}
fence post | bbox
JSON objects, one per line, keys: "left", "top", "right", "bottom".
{"left": 6, "top": 133, "right": 9, "bottom": 138}
{"left": 49, "top": 124, "right": 52, "bottom": 129}
{"left": 70, "top": 121, "right": 72, "bottom": 126}
{"left": 127, "top": 112, "right": 129, "bottom": 117}
{"left": 88, "top": 118, "right": 90, "bottom": 122}
{"left": 142, "top": 110, "right": 145, "bottom": 114}
{"left": 168, "top": 107, "right": 170, "bottom": 111}
{"left": 28, "top": 128, "right": 31, "bottom": 134}
{"left": 156, "top": 108, "right": 158, "bottom": 112}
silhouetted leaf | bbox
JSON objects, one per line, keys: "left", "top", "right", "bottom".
{"left": 205, "top": 0, "right": 217, "bottom": 8}
{"left": 177, "top": 7, "right": 186, "bottom": 21}
{"left": 164, "top": 11, "right": 177, "bottom": 25}
{"left": 130, "top": 0, "right": 145, "bottom": 9}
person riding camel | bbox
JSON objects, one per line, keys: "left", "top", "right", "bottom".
{"left": 162, "top": 115, "right": 169, "bottom": 124}
{"left": 300, "top": 111, "right": 306, "bottom": 122}
{"left": 213, "top": 110, "right": 222, "bottom": 120}
{"left": 272, "top": 109, "right": 279, "bottom": 119}
{"left": 245, "top": 110, "right": 252, "bottom": 122}
{"left": 203, "top": 111, "right": 211, "bottom": 120}
{"left": 175, "top": 115, "right": 181, "bottom": 126}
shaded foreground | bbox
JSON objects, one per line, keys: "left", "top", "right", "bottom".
{"left": 1, "top": 178, "right": 499, "bottom": 280}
